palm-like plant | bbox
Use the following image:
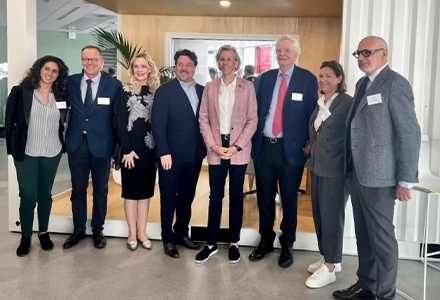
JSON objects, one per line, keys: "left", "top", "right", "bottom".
{"left": 93, "top": 28, "right": 143, "bottom": 70}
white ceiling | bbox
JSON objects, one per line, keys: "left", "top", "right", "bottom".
{"left": 0, "top": 0, "right": 117, "bottom": 33}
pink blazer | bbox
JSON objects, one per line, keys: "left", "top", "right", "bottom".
{"left": 199, "top": 77, "right": 258, "bottom": 165}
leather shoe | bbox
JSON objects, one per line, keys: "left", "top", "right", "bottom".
{"left": 164, "top": 242, "right": 179, "bottom": 258}
{"left": 92, "top": 229, "right": 106, "bottom": 249}
{"left": 278, "top": 246, "right": 294, "bottom": 268}
{"left": 63, "top": 231, "right": 86, "bottom": 249}
{"left": 333, "top": 283, "right": 376, "bottom": 300}
{"left": 249, "top": 243, "right": 274, "bottom": 261}
{"left": 175, "top": 237, "right": 200, "bottom": 250}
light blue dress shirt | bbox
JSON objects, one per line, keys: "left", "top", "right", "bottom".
{"left": 263, "top": 66, "right": 295, "bottom": 138}
{"left": 80, "top": 72, "right": 102, "bottom": 103}
{"left": 178, "top": 78, "right": 199, "bottom": 116}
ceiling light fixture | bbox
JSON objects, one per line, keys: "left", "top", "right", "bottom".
{"left": 220, "top": 1, "right": 231, "bottom": 8}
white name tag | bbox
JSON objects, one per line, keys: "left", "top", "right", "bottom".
{"left": 367, "top": 94, "right": 382, "bottom": 106}
{"left": 291, "top": 93, "right": 303, "bottom": 101}
{"left": 98, "top": 97, "right": 110, "bottom": 105}
{"left": 56, "top": 101, "right": 67, "bottom": 109}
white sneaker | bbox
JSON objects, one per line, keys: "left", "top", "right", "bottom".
{"left": 305, "top": 264, "right": 336, "bottom": 288}
{"left": 307, "top": 257, "right": 341, "bottom": 274}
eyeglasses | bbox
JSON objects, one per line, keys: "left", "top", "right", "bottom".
{"left": 352, "top": 48, "right": 384, "bottom": 58}
{"left": 81, "top": 58, "right": 99, "bottom": 63}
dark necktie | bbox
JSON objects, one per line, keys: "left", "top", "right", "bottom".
{"left": 352, "top": 76, "right": 369, "bottom": 114}
{"left": 84, "top": 79, "right": 93, "bottom": 113}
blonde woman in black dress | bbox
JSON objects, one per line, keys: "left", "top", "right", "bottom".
{"left": 115, "top": 53, "right": 160, "bottom": 250}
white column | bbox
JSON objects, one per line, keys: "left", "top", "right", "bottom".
{"left": 7, "top": 0, "right": 37, "bottom": 231}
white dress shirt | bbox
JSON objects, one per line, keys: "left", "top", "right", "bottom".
{"left": 219, "top": 76, "right": 237, "bottom": 135}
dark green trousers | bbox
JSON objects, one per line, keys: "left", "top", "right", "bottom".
{"left": 14, "top": 152, "right": 62, "bottom": 237}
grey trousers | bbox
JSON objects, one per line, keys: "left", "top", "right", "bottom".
{"left": 311, "top": 173, "right": 348, "bottom": 263}
{"left": 348, "top": 171, "right": 398, "bottom": 300}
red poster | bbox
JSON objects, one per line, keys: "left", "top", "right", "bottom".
{"left": 257, "top": 46, "right": 272, "bottom": 73}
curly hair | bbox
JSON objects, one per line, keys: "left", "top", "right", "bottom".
{"left": 20, "top": 55, "right": 69, "bottom": 100}
{"left": 127, "top": 53, "right": 160, "bottom": 95}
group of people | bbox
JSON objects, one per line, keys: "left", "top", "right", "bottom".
{"left": 5, "top": 34, "right": 421, "bottom": 300}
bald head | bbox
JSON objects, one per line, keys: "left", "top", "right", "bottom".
{"left": 357, "top": 36, "right": 388, "bottom": 76}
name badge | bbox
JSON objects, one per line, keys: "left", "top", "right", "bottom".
{"left": 98, "top": 97, "right": 110, "bottom": 105}
{"left": 56, "top": 101, "right": 67, "bottom": 109}
{"left": 291, "top": 93, "right": 303, "bottom": 101}
{"left": 367, "top": 94, "right": 382, "bottom": 106}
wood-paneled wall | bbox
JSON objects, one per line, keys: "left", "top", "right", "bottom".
{"left": 121, "top": 15, "right": 342, "bottom": 82}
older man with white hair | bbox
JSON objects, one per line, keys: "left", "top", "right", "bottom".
{"left": 249, "top": 35, "right": 318, "bottom": 268}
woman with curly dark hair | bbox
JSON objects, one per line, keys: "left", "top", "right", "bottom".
{"left": 5, "top": 55, "right": 69, "bottom": 257}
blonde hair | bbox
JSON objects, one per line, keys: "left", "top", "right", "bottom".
{"left": 127, "top": 53, "right": 160, "bottom": 95}
{"left": 216, "top": 45, "right": 241, "bottom": 71}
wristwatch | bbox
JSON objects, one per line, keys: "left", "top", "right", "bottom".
{"left": 234, "top": 145, "right": 242, "bottom": 152}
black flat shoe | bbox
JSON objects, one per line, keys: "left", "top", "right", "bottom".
{"left": 38, "top": 233, "right": 54, "bottom": 251}
{"left": 175, "top": 237, "right": 200, "bottom": 250}
{"left": 333, "top": 283, "right": 376, "bottom": 300}
{"left": 248, "top": 243, "right": 274, "bottom": 261}
{"left": 164, "top": 242, "right": 179, "bottom": 258}
{"left": 16, "top": 237, "right": 31, "bottom": 257}
{"left": 278, "top": 246, "right": 293, "bottom": 268}
{"left": 92, "top": 229, "right": 106, "bottom": 249}
{"left": 63, "top": 231, "right": 86, "bottom": 249}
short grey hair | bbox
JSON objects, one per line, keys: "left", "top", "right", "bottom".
{"left": 276, "top": 35, "right": 301, "bottom": 55}
{"left": 216, "top": 45, "right": 241, "bottom": 71}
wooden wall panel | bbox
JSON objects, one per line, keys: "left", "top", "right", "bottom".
{"left": 120, "top": 15, "right": 342, "bottom": 83}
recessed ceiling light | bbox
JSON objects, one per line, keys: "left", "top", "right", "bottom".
{"left": 220, "top": 1, "right": 231, "bottom": 8}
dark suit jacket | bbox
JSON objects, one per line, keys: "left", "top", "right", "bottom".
{"left": 246, "top": 75, "right": 260, "bottom": 94}
{"left": 152, "top": 78, "right": 207, "bottom": 164}
{"left": 65, "top": 72, "right": 122, "bottom": 158}
{"left": 252, "top": 66, "right": 318, "bottom": 167}
{"left": 307, "top": 93, "right": 353, "bottom": 178}
{"left": 5, "top": 86, "right": 66, "bottom": 161}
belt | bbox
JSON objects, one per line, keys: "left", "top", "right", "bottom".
{"left": 221, "top": 134, "right": 230, "bottom": 140}
{"left": 263, "top": 137, "right": 283, "bottom": 144}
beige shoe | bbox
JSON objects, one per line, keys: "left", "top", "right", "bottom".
{"left": 127, "top": 239, "right": 138, "bottom": 251}
{"left": 139, "top": 239, "right": 152, "bottom": 250}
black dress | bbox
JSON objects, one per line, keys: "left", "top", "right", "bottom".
{"left": 115, "top": 85, "right": 157, "bottom": 199}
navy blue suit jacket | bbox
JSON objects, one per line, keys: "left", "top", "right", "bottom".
{"left": 65, "top": 72, "right": 122, "bottom": 158}
{"left": 252, "top": 66, "right": 318, "bottom": 167}
{"left": 152, "top": 78, "right": 207, "bottom": 164}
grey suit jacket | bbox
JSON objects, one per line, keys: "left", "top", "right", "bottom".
{"left": 308, "top": 93, "right": 353, "bottom": 178}
{"left": 346, "top": 66, "right": 421, "bottom": 187}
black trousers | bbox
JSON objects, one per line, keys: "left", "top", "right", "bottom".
{"left": 68, "top": 136, "right": 111, "bottom": 232}
{"left": 207, "top": 136, "right": 247, "bottom": 245}
{"left": 158, "top": 154, "right": 203, "bottom": 243}
{"left": 254, "top": 138, "right": 304, "bottom": 248}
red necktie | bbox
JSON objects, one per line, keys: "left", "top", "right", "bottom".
{"left": 272, "top": 72, "right": 287, "bottom": 137}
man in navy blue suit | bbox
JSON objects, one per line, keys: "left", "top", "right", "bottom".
{"left": 249, "top": 35, "right": 318, "bottom": 268}
{"left": 152, "top": 49, "right": 207, "bottom": 258}
{"left": 63, "top": 45, "right": 122, "bottom": 249}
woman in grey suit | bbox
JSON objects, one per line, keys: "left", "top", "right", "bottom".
{"left": 305, "top": 61, "right": 353, "bottom": 288}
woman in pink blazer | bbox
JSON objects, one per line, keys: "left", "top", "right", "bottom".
{"left": 196, "top": 45, "right": 258, "bottom": 264}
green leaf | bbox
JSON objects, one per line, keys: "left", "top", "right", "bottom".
{"left": 92, "top": 28, "right": 144, "bottom": 70}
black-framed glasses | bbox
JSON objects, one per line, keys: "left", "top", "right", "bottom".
{"left": 352, "top": 48, "right": 384, "bottom": 58}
